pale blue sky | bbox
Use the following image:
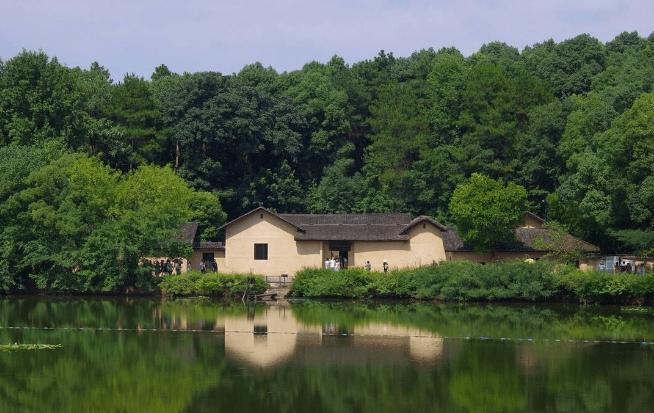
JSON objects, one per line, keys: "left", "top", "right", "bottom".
{"left": 1, "top": 0, "right": 652, "bottom": 81}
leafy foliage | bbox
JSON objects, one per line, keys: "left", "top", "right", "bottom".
{"left": 159, "top": 271, "right": 268, "bottom": 296}
{"left": 449, "top": 174, "right": 528, "bottom": 253}
{"left": 290, "top": 261, "right": 654, "bottom": 304}
{"left": 0, "top": 153, "right": 198, "bottom": 292}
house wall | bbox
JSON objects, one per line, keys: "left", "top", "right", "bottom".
{"left": 405, "top": 224, "right": 447, "bottom": 266}
{"left": 447, "top": 251, "right": 549, "bottom": 263}
{"left": 220, "top": 217, "right": 450, "bottom": 275}
{"left": 349, "top": 225, "right": 447, "bottom": 272}
{"left": 521, "top": 215, "right": 544, "bottom": 229}
{"left": 223, "top": 211, "right": 322, "bottom": 276}
{"left": 190, "top": 249, "right": 225, "bottom": 272}
{"left": 350, "top": 241, "right": 411, "bottom": 272}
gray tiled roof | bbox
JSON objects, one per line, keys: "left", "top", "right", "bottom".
{"left": 280, "top": 213, "right": 414, "bottom": 241}
{"left": 179, "top": 223, "right": 225, "bottom": 249}
{"left": 178, "top": 223, "right": 198, "bottom": 244}
{"left": 442, "top": 227, "right": 600, "bottom": 252}
{"left": 220, "top": 207, "right": 450, "bottom": 242}
{"left": 192, "top": 241, "right": 225, "bottom": 250}
{"left": 400, "top": 215, "right": 448, "bottom": 233}
{"left": 218, "top": 206, "right": 299, "bottom": 231}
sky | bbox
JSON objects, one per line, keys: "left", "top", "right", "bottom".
{"left": 1, "top": 0, "right": 653, "bottom": 81}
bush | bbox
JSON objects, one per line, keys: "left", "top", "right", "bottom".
{"left": 556, "top": 268, "right": 654, "bottom": 304}
{"left": 288, "top": 260, "right": 654, "bottom": 304}
{"left": 159, "top": 271, "right": 268, "bottom": 297}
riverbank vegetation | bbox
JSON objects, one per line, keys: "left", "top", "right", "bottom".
{"left": 289, "top": 261, "right": 654, "bottom": 305}
{"left": 158, "top": 272, "right": 268, "bottom": 297}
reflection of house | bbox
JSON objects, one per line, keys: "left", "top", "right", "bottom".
{"left": 182, "top": 207, "right": 599, "bottom": 277}
{"left": 222, "top": 303, "right": 443, "bottom": 369}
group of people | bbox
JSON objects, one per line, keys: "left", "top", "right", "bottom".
{"left": 614, "top": 261, "right": 647, "bottom": 275}
{"left": 365, "top": 260, "right": 389, "bottom": 272}
{"left": 324, "top": 257, "right": 344, "bottom": 271}
{"left": 324, "top": 258, "right": 388, "bottom": 272}
{"left": 141, "top": 257, "right": 219, "bottom": 277}
{"left": 198, "top": 259, "right": 218, "bottom": 273}
{"left": 141, "top": 258, "right": 184, "bottom": 277}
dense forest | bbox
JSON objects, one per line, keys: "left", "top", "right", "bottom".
{"left": 2, "top": 31, "right": 654, "bottom": 291}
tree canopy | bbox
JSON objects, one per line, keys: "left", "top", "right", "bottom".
{"left": 449, "top": 174, "right": 528, "bottom": 253}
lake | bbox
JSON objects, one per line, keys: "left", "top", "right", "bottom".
{"left": 1, "top": 296, "right": 654, "bottom": 412}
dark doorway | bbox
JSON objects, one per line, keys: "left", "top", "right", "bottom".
{"left": 340, "top": 251, "right": 349, "bottom": 269}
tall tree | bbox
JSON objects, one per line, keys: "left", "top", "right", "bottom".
{"left": 449, "top": 174, "right": 528, "bottom": 254}
{"left": 101, "top": 73, "right": 169, "bottom": 171}
{"left": 0, "top": 50, "right": 86, "bottom": 148}
{"left": 1, "top": 153, "right": 196, "bottom": 292}
{"left": 162, "top": 71, "right": 304, "bottom": 217}
{"left": 522, "top": 34, "right": 606, "bottom": 97}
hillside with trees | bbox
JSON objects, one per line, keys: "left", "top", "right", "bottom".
{"left": 2, "top": 31, "right": 654, "bottom": 291}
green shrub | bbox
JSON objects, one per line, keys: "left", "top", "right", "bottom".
{"left": 289, "top": 260, "right": 653, "bottom": 304}
{"left": 557, "top": 268, "right": 654, "bottom": 304}
{"left": 159, "top": 271, "right": 268, "bottom": 297}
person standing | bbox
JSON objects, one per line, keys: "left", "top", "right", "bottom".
{"left": 383, "top": 259, "right": 389, "bottom": 273}
{"left": 212, "top": 259, "right": 218, "bottom": 272}
{"left": 365, "top": 261, "right": 371, "bottom": 272}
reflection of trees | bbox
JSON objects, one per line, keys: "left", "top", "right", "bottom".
{"left": 0, "top": 328, "right": 226, "bottom": 413}
{"left": 0, "top": 297, "right": 268, "bottom": 331}
{"left": 0, "top": 297, "right": 161, "bottom": 329}
{"left": 541, "top": 343, "right": 654, "bottom": 412}
{"left": 289, "top": 301, "right": 654, "bottom": 342}
{"left": 186, "top": 364, "right": 458, "bottom": 413}
{"left": 2, "top": 298, "right": 654, "bottom": 412}
{"left": 449, "top": 343, "right": 527, "bottom": 413}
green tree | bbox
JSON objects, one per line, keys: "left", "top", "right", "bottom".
{"left": 101, "top": 73, "right": 169, "bottom": 171}
{"left": 367, "top": 81, "right": 429, "bottom": 202}
{"left": 514, "top": 100, "right": 568, "bottom": 210}
{"left": 162, "top": 71, "right": 304, "bottom": 217}
{"left": 0, "top": 142, "right": 66, "bottom": 290}
{"left": 0, "top": 50, "right": 86, "bottom": 148}
{"left": 307, "top": 156, "right": 367, "bottom": 214}
{"left": 1, "top": 153, "right": 195, "bottom": 292}
{"left": 189, "top": 191, "right": 228, "bottom": 241}
{"left": 522, "top": 34, "right": 606, "bottom": 97}
{"left": 279, "top": 58, "right": 354, "bottom": 184}
{"left": 449, "top": 173, "right": 528, "bottom": 254}
{"left": 456, "top": 60, "right": 552, "bottom": 179}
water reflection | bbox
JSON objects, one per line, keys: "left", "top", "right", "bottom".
{"left": 1, "top": 297, "right": 654, "bottom": 412}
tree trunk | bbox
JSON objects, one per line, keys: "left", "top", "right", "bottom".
{"left": 174, "top": 140, "right": 180, "bottom": 173}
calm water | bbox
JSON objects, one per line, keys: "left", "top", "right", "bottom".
{"left": 1, "top": 297, "right": 654, "bottom": 412}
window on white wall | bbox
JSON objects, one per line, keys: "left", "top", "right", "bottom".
{"left": 254, "top": 243, "right": 268, "bottom": 260}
